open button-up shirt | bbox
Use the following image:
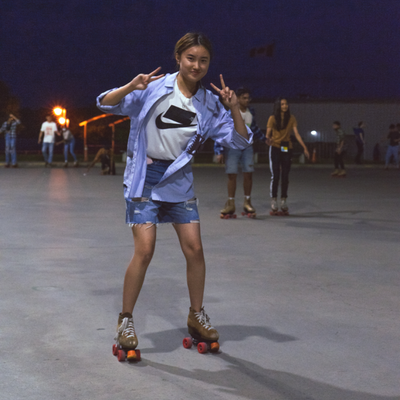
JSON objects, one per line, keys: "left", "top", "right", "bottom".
{"left": 97, "top": 72, "right": 253, "bottom": 202}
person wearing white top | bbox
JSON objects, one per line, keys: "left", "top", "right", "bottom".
{"left": 38, "top": 115, "right": 60, "bottom": 166}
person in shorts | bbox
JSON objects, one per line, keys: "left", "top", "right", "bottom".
{"left": 96, "top": 32, "right": 253, "bottom": 352}
{"left": 215, "top": 87, "right": 266, "bottom": 217}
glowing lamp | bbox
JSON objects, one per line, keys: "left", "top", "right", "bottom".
{"left": 53, "top": 107, "right": 63, "bottom": 116}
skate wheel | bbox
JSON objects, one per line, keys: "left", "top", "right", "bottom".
{"left": 183, "top": 337, "right": 193, "bottom": 349}
{"left": 224, "top": 214, "right": 230, "bottom": 219}
{"left": 127, "top": 349, "right": 138, "bottom": 361}
{"left": 210, "top": 342, "right": 220, "bottom": 353}
{"left": 197, "top": 342, "right": 208, "bottom": 354}
{"left": 135, "top": 349, "right": 141, "bottom": 361}
{"left": 241, "top": 212, "right": 245, "bottom": 216}
{"left": 232, "top": 214, "right": 237, "bottom": 219}
{"left": 112, "top": 344, "right": 119, "bottom": 356}
{"left": 117, "top": 349, "right": 126, "bottom": 362}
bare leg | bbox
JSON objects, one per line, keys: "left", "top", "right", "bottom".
{"left": 227, "top": 174, "right": 237, "bottom": 198}
{"left": 122, "top": 224, "right": 156, "bottom": 314}
{"left": 243, "top": 172, "right": 253, "bottom": 197}
{"left": 173, "top": 223, "right": 205, "bottom": 313}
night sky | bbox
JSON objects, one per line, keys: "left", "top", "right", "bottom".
{"left": 2, "top": 0, "right": 399, "bottom": 109}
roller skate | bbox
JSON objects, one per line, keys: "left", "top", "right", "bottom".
{"left": 337, "top": 169, "right": 346, "bottom": 178}
{"left": 280, "top": 197, "right": 289, "bottom": 216}
{"left": 269, "top": 197, "right": 280, "bottom": 216}
{"left": 220, "top": 199, "right": 236, "bottom": 219}
{"left": 241, "top": 197, "right": 256, "bottom": 218}
{"left": 112, "top": 313, "right": 141, "bottom": 362}
{"left": 183, "top": 307, "right": 220, "bottom": 354}
{"left": 331, "top": 169, "right": 339, "bottom": 177}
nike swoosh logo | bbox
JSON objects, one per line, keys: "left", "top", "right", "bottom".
{"left": 156, "top": 113, "right": 196, "bottom": 130}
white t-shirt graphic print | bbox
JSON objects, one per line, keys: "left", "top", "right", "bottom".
{"left": 41, "top": 121, "right": 58, "bottom": 143}
{"left": 146, "top": 80, "right": 198, "bottom": 160}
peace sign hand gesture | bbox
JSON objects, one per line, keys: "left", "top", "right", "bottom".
{"left": 129, "top": 67, "right": 165, "bottom": 91}
{"left": 210, "top": 74, "right": 238, "bottom": 110}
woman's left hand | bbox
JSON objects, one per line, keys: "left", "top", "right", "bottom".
{"left": 211, "top": 74, "right": 238, "bottom": 109}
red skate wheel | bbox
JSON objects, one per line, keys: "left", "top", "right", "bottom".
{"left": 117, "top": 349, "right": 126, "bottom": 362}
{"left": 241, "top": 212, "right": 245, "bottom": 216}
{"left": 135, "top": 349, "right": 141, "bottom": 361}
{"left": 197, "top": 342, "right": 208, "bottom": 354}
{"left": 232, "top": 214, "right": 237, "bottom": 219}
{"left": 210, "top": 342, "right": 220, "bottom": 353}
{"left": 127, "top": 349, "right": 138, "bottom": 361}
{"left": 112, "top": 344, "right": 119, "bottom": 356}
{"left": 183, "top": 337, "right": 193, "bottom": 349}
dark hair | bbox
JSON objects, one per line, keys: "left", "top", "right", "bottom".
{"left": 273, "top": 98, "right": 290, "bottom": 130}
{"left": 389, "top": 124, "right": 396, "bottom": 130}
{"left": 358, "top": 121, "right": 364, "bottom": 127}
{"left": 236, "top": 87, "right": 251, "bottom": 97}
{"left": 174, "top": 32, "right": 213, "bottom": 66}
{"left": 333, "top": 121, "right": 341, "bottom": 126}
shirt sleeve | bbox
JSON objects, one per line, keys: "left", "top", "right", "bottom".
{"left": 209, "top": 100, "right": 253, "bottom": 150}
{"left": 214, "top": 141, "right": 224, "bottom": 155}
{"left": 249, "top": 108, "right": 266, "bottom": 143}
{"left": 267, "top": 116, "right": 275, "bottom": 129}
{"left": 96, "top": 88, "right": 147, "bottom": 118}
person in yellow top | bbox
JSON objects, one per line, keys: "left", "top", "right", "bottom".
{"left": 266, "top": 98, "right": 309, "bottom": 214}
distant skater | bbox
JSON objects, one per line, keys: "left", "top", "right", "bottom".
{"left": 353, "top": 121, "right": 365, "bottom": 164}
{"left": 214, "top": 87, "right": 266, "bottom": 218}
{"left": 384, "top": 124, "right": 400, "bottom": 169}
{"left": 0, "top": 113, "right": 21, "bottom": 168}
{"left": 60, "top": 127, "right": 78, "bottom": 167}
{"left": 266, "top": 98, "right": 309, "bottom": 215}
{"left": 96, "top": 32, "right": 253, "bottom": 359}
{"left": 331, "top": 121, "right": 346, "bottom": 177}
{"left": 38, "top": 115, "right": 60, "bottom": 167}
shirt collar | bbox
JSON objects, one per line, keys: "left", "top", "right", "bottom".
{"left": 165, "top": 72, "right": 206, "bottom": 103}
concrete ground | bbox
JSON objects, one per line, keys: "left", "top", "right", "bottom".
{"left": 0, "top": 164, "right": 399, "bottom": 400}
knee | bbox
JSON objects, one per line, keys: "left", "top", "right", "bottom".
{"left": 228, "top": 174, "right": 237, "bottom": 182}
{"left": 184, "top": 241, "right": 204, "bottom": 260}
{"left": 134, "top": 245, "right": 155, "bottom": 265}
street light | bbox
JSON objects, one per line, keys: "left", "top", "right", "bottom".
{"left": 53, "top": 107, "right": 69, "bottom": 127}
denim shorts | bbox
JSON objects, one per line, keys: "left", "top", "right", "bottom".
{"left": 125, "top": 159, "right": 200, "bottom": 225}
{"left": 225, "top": 146, "right": 254, "bottom": 174}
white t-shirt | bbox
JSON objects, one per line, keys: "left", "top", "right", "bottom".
{"left": 146, "top": 80, "right": 198, "bottom": 160}
{"left": 41, "top": 121, "right": 58, "bottom": 143}
{"left": 240, "top": 109, "right": 253, "bottom": 128}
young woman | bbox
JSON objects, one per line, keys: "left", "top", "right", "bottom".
{"left": 266, "top": 98, "right": 309, "bottom": 214}
{"left": 97, "top": 33, "right": 252, "bottom": 354}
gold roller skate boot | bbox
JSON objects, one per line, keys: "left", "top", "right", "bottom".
{"left": 115, "top": 313, "right": 138, "bottom": 349}
{"left": 187, "top": 307, "right": 219, "bottom": 342}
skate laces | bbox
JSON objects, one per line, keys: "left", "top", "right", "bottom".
{"left": 115, "top": 317, "right": 136, "bottom": 341}
{"left": 194, "top": 308, "right": 214, "bottom": 331}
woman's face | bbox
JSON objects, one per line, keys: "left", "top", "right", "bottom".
{"left": 280, "top": 99, "right": 289, "bottom": 112}
{"left": 176, "top": 45, "right": 210, "bottom": 84}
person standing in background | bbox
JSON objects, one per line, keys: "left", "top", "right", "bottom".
{"left": 38, "top": 115, "right": 60, "bottom": 167}
{"left": 0, "top": 114, "right": 21, "bottom": 168}
{"left": 331, "top": 121, "right": 346, "bottom": 177}
{"left": 60, "top": 127, "right": 78, "bottom": 167}
{"left": 353, "top": 121, "right": 365, "bottom": 164}
{"left": 215, "top": 87, "right": 266, "bottom": 218}
{"left": 266, "top": 98, "right": 309, "bottom": 215}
